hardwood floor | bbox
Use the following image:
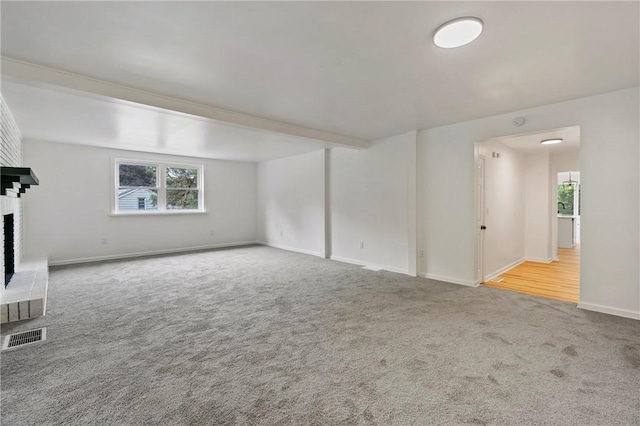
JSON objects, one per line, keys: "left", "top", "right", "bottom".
{"left": 483, "top": 247, "right": 580, "bottom": 303}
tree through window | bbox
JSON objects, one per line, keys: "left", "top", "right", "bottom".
{"left": 166, "top": 167, "right": 199, "bottom": 210}
{"left": 115, "top": 161, "right": 203, "bottom": 213}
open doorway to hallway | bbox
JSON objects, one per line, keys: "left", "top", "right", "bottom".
{"left": 475, "top": 126, "right": 581, "bottom": 303}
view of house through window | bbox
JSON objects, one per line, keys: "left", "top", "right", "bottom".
{"left": 116, "top": 162, "right": 202, "bottom": 213}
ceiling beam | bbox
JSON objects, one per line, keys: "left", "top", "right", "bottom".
{"left": 1, "top": 57, "right": 368, "bottom": 149}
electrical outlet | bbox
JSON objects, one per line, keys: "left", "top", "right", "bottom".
{"left": 420, "top": 250, "right": 424, "bottom": 259}
{"left": 101, "top": 238, "right": 107, "bottom": 245}
{"left": 360, "top": 241, "right": 365, "bottom": 249}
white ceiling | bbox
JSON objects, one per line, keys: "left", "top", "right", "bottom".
{"left": 2, "top": 1, "right": 638, "bottom": 142}
{"left": 488, "top": 126, "right": 581, "bottom": 154}
{"left": 1, "top": 80, "right": 329, "bottom": 162}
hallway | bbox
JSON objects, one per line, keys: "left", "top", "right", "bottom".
{"left": 483, "top": 247, "right": 580, "bottom": 303}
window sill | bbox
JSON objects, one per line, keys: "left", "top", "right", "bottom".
{"left": 109, "top": 210, "right": 207, "bottom": 217}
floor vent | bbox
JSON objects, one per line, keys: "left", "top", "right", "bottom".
{"left": 2, "top": 328, "right": 46, "bottom": 350}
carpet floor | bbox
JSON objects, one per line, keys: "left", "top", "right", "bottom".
{"left": 1, "top": 245, "right": 639, "bottom": 425}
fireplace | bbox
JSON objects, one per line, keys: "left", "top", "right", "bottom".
{"left": 4, "top": 213, "right": 14, "bottom": 287}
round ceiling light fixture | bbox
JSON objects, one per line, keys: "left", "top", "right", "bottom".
{"left": 541, "top": 138, "right": 563, "bottom": 145}
{"left": 433, "top": 17, "right": 484, "bottom": 48}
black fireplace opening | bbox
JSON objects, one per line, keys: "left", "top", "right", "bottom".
{"left": 4, "top": 213, "right": 14, "bottom": 288}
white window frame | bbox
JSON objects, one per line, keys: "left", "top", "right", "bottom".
{"left": 113, "top": 159, "right": 205, "bottom": 215}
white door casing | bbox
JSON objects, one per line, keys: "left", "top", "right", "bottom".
{"left": 476, "top": 155, "right": 486, "bottom": 283}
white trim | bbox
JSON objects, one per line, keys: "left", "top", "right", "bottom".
{"left": 2, "top": 57, "right": 367, "bottom": 149}
{"left": 419, "top": 272, "right": 478, "bottom": 287}
{"left": 330, "top": 255, "right": 367, "bottom": 267}
{"left": 484, "top": 257, "right": 525, "bottom": 282}
{"left": 331, "top": 255, "right": 410, "bottom": 275}
{"left": 525, "top": 256, "right": 556, "bottom": 263}
{"left": 109, "top": 210, "right": 207, "bottom": 217}
{"left": 256, "top": 241, "right": 324, "bottom": 258}
{"left": 48, "top": 241, "right": 257, "bottom": 266}
{"left": 577, "top": 302, "right": 640, "bottom": 320}
{"left": 371, "top": 264, "right": 409, "bottom": 275}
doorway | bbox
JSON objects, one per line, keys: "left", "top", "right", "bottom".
{"left": 475, "top": 126, "right": 581, "bottom": 303}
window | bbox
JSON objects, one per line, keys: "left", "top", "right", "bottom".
{"left": 166, "top": 167, "right": 199, "bottom": 210}
{"left": 115, "top": 160, "right": 204, "bottom": 214}
{"left": 557, "top": 184, "right": 579, "bottom": 216}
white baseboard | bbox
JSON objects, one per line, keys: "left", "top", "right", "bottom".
{"left": 525, "top": 256, "right": 555, "bottom": 263}
{"left": 418, "top": 272, "right": 478, "bottom": 287}
{"left": 330, "top": 255, "right": 366, "bottom": 267}
{"left": 48, "top": 241, "right": 258, "bottom": 266}
{"left": 484, "top": 258, "right": 525, "bottom": 282}
{"left": 577, "top": 302, "right": 640, "bottom": 320}
{"left": 330, "top": 255, "right": 409, "bottom": 275}
{"left": 256, "top": 241, "right": 324, "bottom": 258}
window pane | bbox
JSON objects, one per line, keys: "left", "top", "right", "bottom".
{"left": 119, "top": 164, "right": 156, "bottom": 187}
{"left": 166, "top": 189, "right": 199, "bottom": 210}
{"left": 166, "top": 167, "right": 198, "bottom": 188}
{"left": 118, "top": 188, "right": 158, "bottom": 211}
{"left": 557, "top": 185, "right": 574, "bottom": 215}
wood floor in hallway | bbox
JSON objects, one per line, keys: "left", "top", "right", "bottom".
{"left": 483, "top": 247, "right": 580, "bottom": 303}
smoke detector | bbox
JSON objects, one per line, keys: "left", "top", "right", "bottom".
{"left": 513, "top": 117, "right": 526, "bottom": 127}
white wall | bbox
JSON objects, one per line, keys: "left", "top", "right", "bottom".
{"left": 23, "top": 140, "right": 257, "bottom": 264}
{"left": 477, "top": 141, "right": 526, "bottom": 279}
{"left": 419, "top": 87, "right": 640, "bottom": 319}
{"left": 331, "top": 132, "right": 417, "bottom": 274}
{"left": 256, "top": 150, "right": 325, "bottom": 256}
{"left": 524, "top": 152, "right": 552, "bottom": 261}
{"left": 552, "top": 149, "right": 580, "bottom": 173}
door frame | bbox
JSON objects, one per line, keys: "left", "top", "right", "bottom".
{"left": 475, "top": 155, "right": 486, "bottom": 284}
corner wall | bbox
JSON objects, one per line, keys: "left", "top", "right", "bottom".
{"left": 256, "top": 151, "right": 326, "bottom": 257}
{"left": 330, "top": 132, "right": 417, "bottom": 275}
{"left": 23, "top": 140, "right": 257, "bottom": 264}
{"left": 418, "top": 87, "right": 640, "bottom": 319}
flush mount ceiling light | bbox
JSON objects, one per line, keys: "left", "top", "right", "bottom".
{"left": 433, "top": 17, "right": 484, "bottom": 48}
{"left": 541, "top": 138, "right": 563, "bottom": 145}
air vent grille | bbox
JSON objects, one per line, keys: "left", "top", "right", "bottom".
{"left": 2, "top": 328, "right": 46, "bottom": 350}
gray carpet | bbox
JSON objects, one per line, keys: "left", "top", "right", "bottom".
{"left": 1, "top": 245, "right": 639, "bottom": 425}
